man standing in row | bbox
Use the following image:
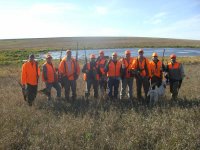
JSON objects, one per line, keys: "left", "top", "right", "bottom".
{"left": 82, "top": 54, "right": 99, "bottom": 99}
{"left": 120, "top": 50, "right": 134, "bottom": 100}
{"left": 21, "top": 54, "right": 40, "bottom": 106}
{"left": 166, "top": 54, "right": 185, "bottom": 100}
{"left": 105, "top": 52, "right": 122, "bottom": 100}
{"left": 59, "top": 50, "right": 80, "bottom": 101}
{"left": 149, "top": 52, "right": 165, "bottom": 88}
{"left": 96, "top": 50, "right": 107, "bottom": 98}
{"left": 42, "top": 54, "right": 61, "bottom": 101}
{"left": 131, "top": 49, "right": 151, "bottom": 102}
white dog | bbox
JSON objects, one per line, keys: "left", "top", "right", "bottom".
{"left": 147, "top": 80, "right": 166, "bottom": 105}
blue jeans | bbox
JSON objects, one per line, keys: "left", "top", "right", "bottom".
{"left": 45, "top": 82, "right": 61, "bottom": 99}
{"left": 99, "top": 76, "right": 107, "bottom": 92}
{"left": 136, "top": 76, "right": 149, "bottom": 99}
{"left": 86, "top": 79, "right": 99, "bottom": 98}
{"left": 108, "top": 77, "right": 120, "bottom": 99}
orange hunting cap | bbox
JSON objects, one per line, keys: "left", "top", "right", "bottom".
{"left": 170, "top": 54, "right": 176, "bottom": 59}
{"left": 112, "top": 52, "right": 117, "bottom": 56}
{"left": 152, "top": 52, "right": 158, "bottom": 57}
{"left": 125, "top": 50, "right": 131, "bottom": 55}
{"left": 66, "top": 49, "right": 71, "bottom": 54}
{"left": 138, "top": 49, "right": 144, "bottom": 53}
{"left": 46, "top": 54, "right": 52, "bottom": 59}
{"left": 99, "top": 50, "right": 104, "bottom": 54}
{"left": 90, "top": 54, "right": 96, "bottom": 59}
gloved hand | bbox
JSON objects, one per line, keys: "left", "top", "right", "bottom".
{"left": 85, "top": 69, "right": 89, "bottom": 73}
{"left": 92, "top": 69, "right": 97, "bottom": 73}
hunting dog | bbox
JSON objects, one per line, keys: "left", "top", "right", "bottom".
{"left": 147, "top": 80, "right": 166, "bottom": 105}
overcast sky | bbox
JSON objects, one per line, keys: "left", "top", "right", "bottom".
{"left": 0, "top": 0, "right": 200, "bottom": 40}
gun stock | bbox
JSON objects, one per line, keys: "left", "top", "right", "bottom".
{"left": 162, "top": 49, "right": 165, "bottom": 64}
{"left": 60, "top": 48, "right": 63, "bottom": 62}
{"left": 84, "top": 47, "right": 87, "bottom": 64}
{"left": 74, "top": 42, "right": 79, "bottom": 80}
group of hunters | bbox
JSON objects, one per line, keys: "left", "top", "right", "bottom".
{"left": 21, "top": 49, "right": 185, "bottom": 106}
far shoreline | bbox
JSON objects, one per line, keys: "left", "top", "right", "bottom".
{"left": 0, "top": 37, "right": 200, "bottom": 51}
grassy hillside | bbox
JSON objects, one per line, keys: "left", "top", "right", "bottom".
{"left": 0, "top": 37, "right": 200, "bottom": 51}
{"left": 0, "top": 58, "right": 200, "bottom": 149}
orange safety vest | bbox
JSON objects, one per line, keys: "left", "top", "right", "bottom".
{"left": 42, "top": 62, "right": 57, "bottom": 83}
{"left": 83, "top": 63, "right": 99, "bottom": 81}
{"left": 59, "top": 57, "right": 80, "bottom": 80}
{"left": 21, "top": 61, "right": 40, "bottom": 85}
{"left": 167, "top": 62, "right": 182, "bottom": 80}
{"left": 97, "top": 57, "right": 107, "bottom": 76}
{"left": 121, "top": 57, "right": 134, "bottom": 78}
{"left": 130, "top": 57, "right": 151, "bottom": 77}
{"left": 149, "top": 60, "right": 162, "bottom": 78}
{"left": 107, "top": 60, "right": 121, "bottom": 77}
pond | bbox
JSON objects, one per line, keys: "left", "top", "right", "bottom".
{"left": 38, "top": 48, "right": 200, "bottom": 60}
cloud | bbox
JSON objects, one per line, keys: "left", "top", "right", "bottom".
{"left": 154, "top": 12, "right": 167, "bottom": 18}
{"left": 29, "top": 3, "right": 79, "bottom": 15}
{"left": 95, "top": 6, "right": 108, "bottom": 15}
{"left": 148, "top": 12, "right": 168, "bottom": 25}
{"left": 0, "top": 2, "right": 83, "bottom": 39}
{"left": 143, "top": 14, "right": 200, "bottom": 39}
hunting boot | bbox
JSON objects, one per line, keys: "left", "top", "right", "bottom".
{"left": 28, "top": 100, "right": 33, "bottom": 106}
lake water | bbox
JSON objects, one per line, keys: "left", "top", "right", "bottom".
{"left": 38, "top": 48, "right": 200, "bottom": 60}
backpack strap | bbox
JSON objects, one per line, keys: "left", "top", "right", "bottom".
{"left": 137, "top": 57, "right": 149, "bottom": 76}
{"left": 144, "top": 58, "right": 149, "bottom": 76}
{"left": 49, "top": 63, "right": 57, "bottom": 82}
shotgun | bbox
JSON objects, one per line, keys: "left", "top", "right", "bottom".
{"left": 74, "top": 42, "right": 78, "bottom": 80}
{"left": 8, "top": 74, "right": 27, "bottom": 101}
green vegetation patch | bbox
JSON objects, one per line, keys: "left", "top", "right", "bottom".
{"left": 0, "top": 49, "right": 49, "bottom": 65}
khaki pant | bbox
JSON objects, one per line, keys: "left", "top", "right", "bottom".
{"left": 120, "top": 78, "right": 134, "bottom": 99}
{"left": 170, "top": 80, "right": 181, "bottom": 100}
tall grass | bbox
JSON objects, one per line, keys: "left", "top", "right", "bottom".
{"left": 0, "top": 61, "right": 200, "bottom": 149}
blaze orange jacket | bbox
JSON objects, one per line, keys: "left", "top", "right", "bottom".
{"left": 59, "top": 57, "right": 80, "bottom": 80}
{"left": 106, "top": 60, "right": 122, "bottom": 77}
{"left": 96, "top": 57, "right": 107, "bottom": 76}
{"left": 21, "top": 61, "right": 40, "bottom": 85}
{"left": 83, "top": 62, "right": 100, "bottom": 81}
{"left": 149, "top": 60, "right": 163, "bottom": 78}
{"left": 130, "top": 57, "right": 151, "bottom": 77}
{"left": 120, "top": 57, "right": 134, "bottom": 78}
{"left": 42, "top": 62, "right": 57, "bottom": 83}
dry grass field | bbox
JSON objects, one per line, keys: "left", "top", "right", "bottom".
{"left": 0, "top": 57, "right": 200, "bottom": 149}
{"left": 0, "top": 37, "right": 200, "bottom": 51}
